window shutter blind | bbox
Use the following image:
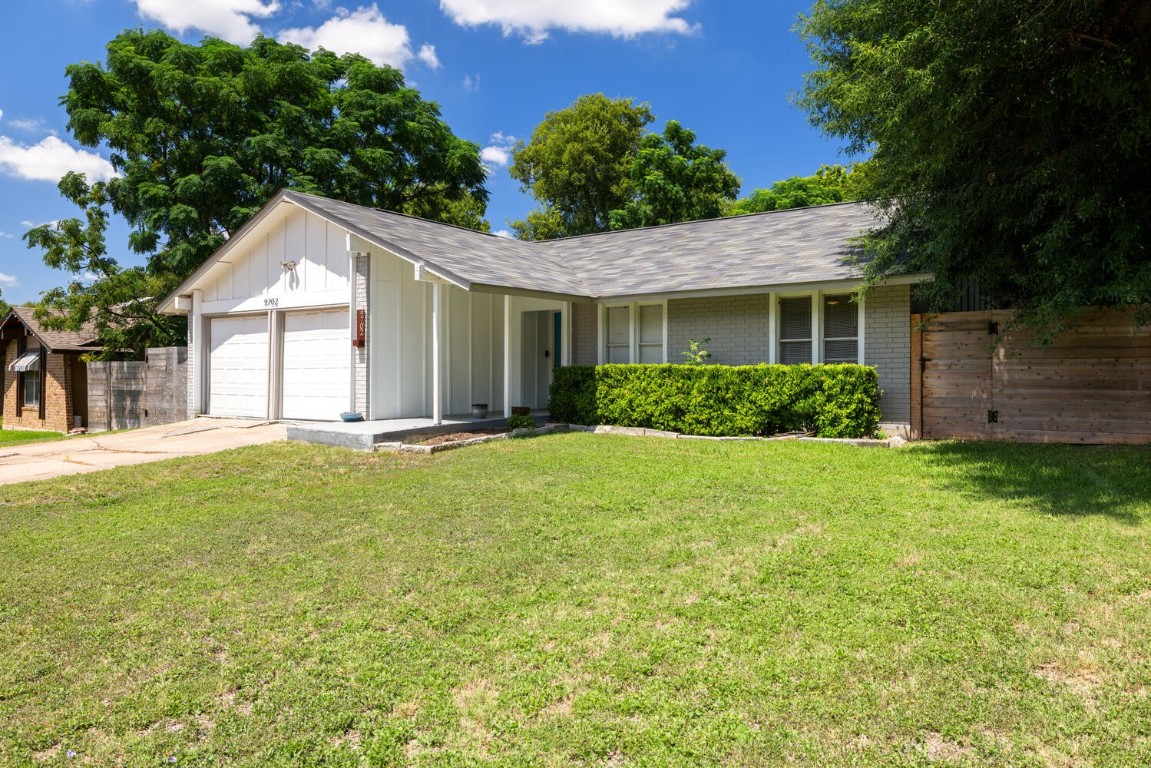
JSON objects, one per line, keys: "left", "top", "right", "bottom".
{"left": 606, "top": 306, "right": 630, "bottom": 363}
{"left": 638, "top": 305, "right": 663, "bottom": 363}
{"left": 779, "top": 296, "right": 813, "bottom": 364}
{"left": 822, "top": 295, "right": 858, "bottom": 363}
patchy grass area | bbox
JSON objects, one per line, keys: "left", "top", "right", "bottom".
{"left": 1, "top": 435, "right": 1150, "bottom": 766}
{"left": 0, "top": 421, "right": 63, "bottom": 445}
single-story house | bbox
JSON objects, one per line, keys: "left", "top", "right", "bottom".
{"left": 158, "top": 190, "right": 929, "bottom": 429}
{"left": 1, "top": 307, "right": 100, "bottom": 432}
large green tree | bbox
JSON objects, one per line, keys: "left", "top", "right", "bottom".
{"left": 27, "top": 29, "right": 488, "bottom": 355}
{"left": 799, "top": 1, "right": 1151, "bottom": 326}
{"left": 725, "top": 164, "right": 862, "bottom": 216}
{"left": 608, "top": 121, "right": 740, "bottom": 230}
{"left": 510, "top": 94, "right": 653, "bottom": 239}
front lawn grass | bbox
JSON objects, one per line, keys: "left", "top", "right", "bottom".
{"left": 1, "top": 435, "right": 1149, "bottom": 766}
{"left": 0, "top": 420, "right": 64, "bottom": 445}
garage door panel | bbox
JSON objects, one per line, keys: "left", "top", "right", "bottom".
{"left": 283, "top": 309, "right": 350, "bottom": 420}
{"left": 209, "top": 315, "right": 269, "bottom": 418}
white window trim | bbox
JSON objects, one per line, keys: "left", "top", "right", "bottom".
{"left": 769, "top": 290, "right": 866, "bottom": 365}
{"left": 597, "top": 300, "right": 668, "bottom": 364}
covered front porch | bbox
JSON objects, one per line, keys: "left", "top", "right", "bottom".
{"left": 366, "top": 248, "right": 581, "bottom": 425}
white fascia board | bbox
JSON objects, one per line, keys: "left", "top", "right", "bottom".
{"left": 467, "top": 282, "right": 592, "bottom": 303}
{"left": 591, "top": 273, "right": 933, "bottom": 304}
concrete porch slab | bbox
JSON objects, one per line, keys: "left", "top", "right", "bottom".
{"left": 285, "top": 413, "right": 521, "bottom": 451}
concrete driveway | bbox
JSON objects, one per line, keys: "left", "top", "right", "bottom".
{"left": 0, "top": 419, "right": 287, "bottom": 486}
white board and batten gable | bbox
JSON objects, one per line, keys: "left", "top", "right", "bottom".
{"left": 190, "top": 203, "right": 356, "bottom": 421}
{"left": 199, "top": 207, "right": 350, "bottom": 315}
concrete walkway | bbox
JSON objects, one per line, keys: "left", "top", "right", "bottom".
{"left": 0, "top": 419, "right": 287, "bottom": 486}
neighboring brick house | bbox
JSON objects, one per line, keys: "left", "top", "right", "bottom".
{"left": 1, "top": 307, "right": 101, "bottom": 433}
{"left": 159, "top": 191, "right": 930, "bottom": 430}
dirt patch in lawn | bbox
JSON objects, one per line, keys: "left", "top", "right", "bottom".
{"left": 412, "top": 430, "right": 507, "bottom": 446}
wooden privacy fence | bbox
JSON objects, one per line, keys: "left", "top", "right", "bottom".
{"left": 911, "top": 309, "right": 1151, "bottom": 444}
{"left": 87, "top": 347, "right": 189, "bottom": 432}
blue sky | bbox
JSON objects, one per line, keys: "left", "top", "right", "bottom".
{"left": 0, "top": 0, "right": 847, "bottom": 305}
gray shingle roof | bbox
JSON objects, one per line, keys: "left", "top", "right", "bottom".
{"left": 541, "top": 203, "right": 880, "bottom": 297}
{"left": 284, "top": 191, "right": 882, "bottom": 299}
{"left": 2, "top": 306, "right": 101, "bottom": 353}
{"left": 285, "top": 192, "right": 592, "bottom": 296}
{"left": 162, "top": 190, "right": 895, "bottom": 313}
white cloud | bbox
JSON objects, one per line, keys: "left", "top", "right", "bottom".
{"left": 0, "top": 136, "right": 116, "bottom": 183}
{"left": 493, "top": 229, "right": 513, "bottom": 239}
{"left": 439, "top": 0, "right": 698, "bottom": 42}
{"left": 480, "top": 146, "right": 511, "bottom": 167}
{"left": 0, "top": 109, "right": 4, "bottom": 121}
{"left": 480, "top": 132, "right": 517, "bottom": 168}
{"left": 7, "top": 118, "right": 50, "bottom": 133}
{"left": 0, "top": 230, "right": 15, "bottom": 239}
{"left": 280, "top": 6, "right": 421, "bottom": 68}
{"left": 21, "top": 219, "right": 59, "bottom": 230}
{"left": 0, "top": 272, "right": 18, "bottom": 288}
{"left": 130, "top": 0, "right": 279, "bottom": 44}
{"left": 462, "top": 73, "right": 481, "bottom": 92}
{"left": 417, "top": 43, "right": 441, "bottom": 70}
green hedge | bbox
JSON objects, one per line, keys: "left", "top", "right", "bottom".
{"left": 549, "top": 363, "right": 882, "bottom": 438}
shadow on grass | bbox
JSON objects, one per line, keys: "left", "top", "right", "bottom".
{"left": 919, "top": 441, "right": 1151, "bottom": 524}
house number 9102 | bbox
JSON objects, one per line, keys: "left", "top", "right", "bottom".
{"left": 264, "top": 298, "right": 279, "bottom": 307}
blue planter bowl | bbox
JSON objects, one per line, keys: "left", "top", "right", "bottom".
{"left": 339, "top": 411, "right": 364, "bottom": 422}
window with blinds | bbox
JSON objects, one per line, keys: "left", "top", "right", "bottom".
{"left": 778, "top": 296, "right": 813, "bottom": 364}
{"left": 638, "top": 304, "right": 664, "bottom": 363}
{"left": 605, "top": 306, "right": 631, "bottom": 363}
{"left": 822, "top": 294, "right": 858, "bottom": 363}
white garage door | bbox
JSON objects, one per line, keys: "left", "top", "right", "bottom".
{"left": 209, "top": 315, "right": 269, "bottom": 418}
{"left": 282, "top": 309, "right": 350, "bottom": 420}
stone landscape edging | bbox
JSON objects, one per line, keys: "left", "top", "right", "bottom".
{"left": 373, "top": 422, "right": 903, "bottom": 453}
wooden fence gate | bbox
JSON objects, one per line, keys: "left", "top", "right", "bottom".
{"left": 911, "top": 309, "right": 1151, "bottom": 444}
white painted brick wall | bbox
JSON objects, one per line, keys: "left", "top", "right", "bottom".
{"left": 864, "top": 284, "right": 911, "bottom": 424}
{"left": 354, "top": 254, "right": 370, "bottom": 415}
{"left": 668, "top": 294, "right": 771, "bottom": 365}
{"left": 187, "top": 316, "right": 196, "bottom": 418}
{"left": 571, "top": 303, "right": 599, "bottom": 365}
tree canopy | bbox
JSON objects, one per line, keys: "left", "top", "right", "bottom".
{"left": 26, "top": 29, "right": 488, "bottom": 355}
{"left": 608, "top": 121, "right": 740, "bottom": 230}
{"left": 511, "top": 95, "right": 744, "bottom": 239}
{"left": 510, "top": 94, "right": 653, "bottom": 239}
{"left": 799, "top": 0, "right": 1151, "bottom": 326}
{"left": 725, "top": 164, "right": 861, "bottom": 216}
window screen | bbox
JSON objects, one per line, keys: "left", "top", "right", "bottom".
{"left": 823, "top": 295, "right": 858, "bottom": 363}
{"left": 638, "top": 305, "right": 663, "bottom": 363}
{"left": 606, "top": 306, "right": 630, "bottom": 363}
{"left": 778, "top": 296, "right": 813, "bottom": 364}
{"left": 22, "top": 369, "right": 40, "bottom": 407}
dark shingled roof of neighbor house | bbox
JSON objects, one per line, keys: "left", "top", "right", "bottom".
{"left": 283, "top": 190, "right": 882, "bottom": 299}
{"left": 2, "top": 306, "right": 101, "bottom": 353}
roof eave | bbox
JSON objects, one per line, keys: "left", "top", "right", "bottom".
{"left": 589, "top": 272, "right": 934, "bottom": 304}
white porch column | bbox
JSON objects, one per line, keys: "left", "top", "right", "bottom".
{"left": 503, "top": 295, "right": 512, "bottom": 418}
{"left": 432, "top": 281, "right": 443, "bottom": 425}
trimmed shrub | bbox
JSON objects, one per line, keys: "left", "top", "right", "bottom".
{"left": 548, "top": 363, "right": 882, "bottom": 438}
{"left": 549, "top": 366, "right": 598, "bottom": 425}
{"left": 506, "top": 413, "right": 536, "bottom": 430}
